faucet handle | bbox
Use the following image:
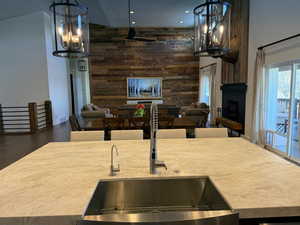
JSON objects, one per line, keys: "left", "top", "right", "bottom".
{"left": 155, "top": 160, "right": 167, "bottom": 171}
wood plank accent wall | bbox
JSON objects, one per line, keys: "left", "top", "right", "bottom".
{"left": 89, "top": 25, "right": 199, "bottom": 108}
{"left": 222, "top": 0, "right": 250, "bottom": 84}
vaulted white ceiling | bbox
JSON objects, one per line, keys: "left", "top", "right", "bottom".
{"left": 0, "top": 0, "right": 49, "bottom": 21}
{"left": 0, "top": 0, "right": 109, "bottom": 25}
{"left": 1, "top": 0, "right": 202, "bottom": 27}
{"left": 97, "top": 0, "right": 201, "bottom": 27}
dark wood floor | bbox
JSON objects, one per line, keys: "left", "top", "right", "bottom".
{"left": 0, "top": 122, "right": 70, "bottom": 170}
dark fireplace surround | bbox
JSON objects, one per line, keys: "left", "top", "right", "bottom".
{"left": 221, "top": 83, "right": 247, "bottom": 132}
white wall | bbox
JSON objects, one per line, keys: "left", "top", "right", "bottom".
{"left": 0, "top": 12, "right": 70, "bottom": 125}
{"left": 246, "top": 0, "right": 300, "bottom": 138}
{"left": 44, "top": 13, "right": 70, "bottom": 125}
{"left": 0, "top": 12, "right": 50, "bottom": 106}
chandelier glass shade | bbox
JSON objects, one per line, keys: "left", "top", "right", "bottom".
{"left": 194, "top": 0, "right": 231, "bottom": 57}
{"left": 50, "top": 0, "right": 89, "bottom": 58}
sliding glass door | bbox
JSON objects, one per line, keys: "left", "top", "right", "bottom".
{"left": 265, "top": 61, "right": 300, "bottom": 162}
{"left": 265, "top": 64, "right": 291, "bottom": 154}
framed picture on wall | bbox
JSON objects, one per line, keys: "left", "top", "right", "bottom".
{"left": 127, "top": 78, "right": 162, "bottom": 99}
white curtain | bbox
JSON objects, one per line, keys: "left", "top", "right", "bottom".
{"left": 199, "top": 64, "right": 217, "bottom": 124}
{"left": 251, "top": 49, "right": 266, "bottom": 145}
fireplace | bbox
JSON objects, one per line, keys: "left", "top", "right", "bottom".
{"left": 221, "top": 83, "right": 247, "bottom": 133}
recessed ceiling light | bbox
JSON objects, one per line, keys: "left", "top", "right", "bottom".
{"left": 132, "top": 21, "right": 136, "bottom": 25}
{"left": 130, "top": 10, "right": 135, "bottom": 14}
{"left": 185, "top": 10, "right": 190, "bottom": 14}
{"left": 178, "top": 21, "right": 184, "bottom": 24}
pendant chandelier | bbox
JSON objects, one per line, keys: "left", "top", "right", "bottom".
{"left": 50, "top": 0, "right": 89, "bottom": 58}
{"left": 193, "top": 0, "right": 231, "bottom": 57}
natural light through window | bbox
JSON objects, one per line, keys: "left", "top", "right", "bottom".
{"left": 265, "top": 61, "right": 300, "bottom": 161}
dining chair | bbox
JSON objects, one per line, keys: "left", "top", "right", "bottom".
{"left": 103, "top": 118, "right": 126, "bottom": 130}
{"left": 70, "top": 131, "right": 105, "bottom": 142}
{"left": 194, "top": 128, "right": 228, "bottom": 138}
{"left": 158, "top": 116, "right": 175, "bottom": 129}
{"left": 128, "top": 117, "right": 148, "bottom": 129}
{"left": 69, "top": 115, "right": 82, "bottom": 131}
{"left": 111, "top": 130, "right": 143, "bottom": 140}
{"left": 157, "top": 129, "right": 186, "bottom": 139}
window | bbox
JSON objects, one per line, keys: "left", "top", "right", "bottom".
{"left": 199, "top": 64, "right": 216, "bottom": 105}
{"left": 199, "top": 75, "right": 210, "bottom": 105}
{"left": 199, "top": 64, "right": 217, "bottom": 124}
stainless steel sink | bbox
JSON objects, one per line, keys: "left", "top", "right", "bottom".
{"left": 79, "top": 177, "right": 238, "bottom": 225}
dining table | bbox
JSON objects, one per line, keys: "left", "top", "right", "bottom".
{"left": 78, "top": 117, "right": 198, "bottom": 131}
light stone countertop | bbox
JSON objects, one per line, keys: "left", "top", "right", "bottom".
{"left": 0, "top": 138, "right": 300, "bottom": 225}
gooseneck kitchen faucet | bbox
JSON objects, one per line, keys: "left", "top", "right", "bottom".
{"left": 150, "top": 103, "right": 167, "bottom": 174}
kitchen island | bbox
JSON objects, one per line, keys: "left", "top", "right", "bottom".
{"left": 0, "top": 138, "right": 300, "bottom": 225}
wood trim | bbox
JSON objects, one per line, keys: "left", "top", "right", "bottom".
{"left": 28, "top": 102, "right": 38, "bottom": 134}
{"left": 45, "top": 100, "right": 53, "bottom": 128}
{"left": 0, "top": 104, "right": 3, "bottom": 134}
{"left": 93, "top": 96, "right": 128, "bottom": 100}
{"left": 199, "top": 63, "right": 217, "bottom": 70}
{"left": 221, "top": 0, "right": 249, "bottom": 84}
{"left": 126, "top": 97, "right": 163, "bottom": 100}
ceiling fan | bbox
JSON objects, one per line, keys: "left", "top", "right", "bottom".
{"left": 126, "top": 0, "right": 156, "bottom": 42}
